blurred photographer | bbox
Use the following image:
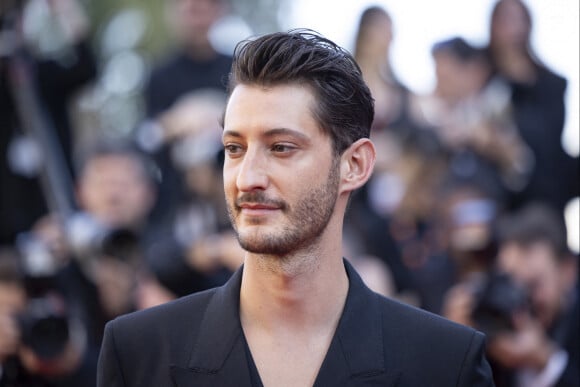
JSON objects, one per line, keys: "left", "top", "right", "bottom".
{"left": 24, "top": 141, "right": 160, "bottom": 352}
{"left": 139, "top": 0, "right": 232, "bottom": 227}
{"left": 487, "top": 203, "right": 578, "bottom": 387}
{"left": 443, "top": 202, "right": 578, "bottom": 387}
{"left": 0, "top": 246, "right": 94, "bottom": 387}
{"left": 430, "top": 167, "right": 503, "bottom": 316}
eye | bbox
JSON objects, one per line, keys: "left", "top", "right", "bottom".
{"left": 224, "top": 143, "right": 244, "bottom": 157}
{"left": 270, "top": 143, "right": 296, "bottom": 154}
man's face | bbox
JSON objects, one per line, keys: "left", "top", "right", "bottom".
{"left": 173, "top": 0, "right": 223, "bottom": 41}
{"left": 492, "top": 0, "right": 530, "bottom": 49}
{"left": 77, "top": 155, "right": 154, "bottom": 228}
{"left": 222, "top": 84, "right": 339, "bottom": 256}
{"left": 433, "top": 52, "right": 465, "bottom": 101}
{"left": 498, "top": 241, "right": 567, "bottom": 328}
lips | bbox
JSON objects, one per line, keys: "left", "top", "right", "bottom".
{"left": 237, "top": 203, "right": 281, "bottom": 218}
{"left": 235, "top": 192, "right": 286, "bottom": 216}
{"left": 238, "top": 203, "right": 279, "bottom": 210}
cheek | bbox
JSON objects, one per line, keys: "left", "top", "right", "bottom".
{"left": 124, "top": 188, "right": 152, "bottom": 214}
{"left": 532, "top": 275, "right": 559, "bottom": 309}
{"left": 222, "top": 167, "right": 234, "bottom": 188}
{"left": 82, "top": 186, "right": 107, "bottom": 209}
{"left": 222, "top": 168, "right": 238, "bottom": 201}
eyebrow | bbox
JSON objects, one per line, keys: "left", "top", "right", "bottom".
{"left": 222, "top": 128, "right": 311, "bottom": 143}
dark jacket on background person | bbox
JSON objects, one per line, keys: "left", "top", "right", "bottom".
{"left": 507, "top": 67, "right": 576, "bottom": 214}
{"left": 143, "top": 50, "right": 232, "bottom": 224}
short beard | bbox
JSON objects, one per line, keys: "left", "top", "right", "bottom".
{"left": 228, "top": 158, "right": 340, "bottom": 256}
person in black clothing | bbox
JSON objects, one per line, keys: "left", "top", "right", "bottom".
{"left": 6, "top": 140, "right": 159, "bottom": 386}
{"left": 97, "top": 29, "right": 494, "bottom": 387}
{"left": 139, "top": 0, "right": 233, "bottom": 224}
{"left": 485, "top": 0, "right": 578, "bottom": 217}
{"left": 0, "top": 247, "right": 97, "bottom": 387}
{"left": 136, "top": 0, "right": 239, "bottom": 297}
{"left": 0, "top": 140, "right": 162, "bottom": 387}
{"left": 352, "top": 5, "right": 421, "bottom": 137}
{"left": 489, "top": 203, "right": 578, "bottom": 387}
{"left": 144, "top": 0, "right": 232, "bottom": 117}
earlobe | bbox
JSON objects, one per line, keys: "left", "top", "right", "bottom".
{"left": 340, "top": 138, "right": 376, "bottom": 193}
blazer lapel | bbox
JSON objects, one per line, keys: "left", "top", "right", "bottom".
{"left": 170, "top": 339, "right": 252, "bottom": 387}
{"left": 314, "top": 260, "right": 401, "bottom": 387}
{"left": 170, "top": 260, "right": 402, "bottom": 386}
{"left": 169, "top": 267, "right": 253, "bottom": 387}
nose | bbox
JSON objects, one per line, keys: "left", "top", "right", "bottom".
{"left": 235, "top": 147, "right": 269, "bottom": 192}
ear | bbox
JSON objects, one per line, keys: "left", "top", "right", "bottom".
{"left": 339, "top": 138, "right": 376, "bottom": 194}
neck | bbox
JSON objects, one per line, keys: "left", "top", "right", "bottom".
{"left": 493, "top": 47, "right": 537, "bottom": 83}
{"left": 239, "top": 229, "right": 348, "bottom": 334}
{"left": 183, "top": 40, "right": 217, "bottom": 61}
{"left": 359, "top": 55, "right": 387, "bottom": 78}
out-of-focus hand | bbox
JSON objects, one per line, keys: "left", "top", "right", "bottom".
{"left": 158, "top": 92, "right": 224, "bottom": 143}
{"left": 31, "top": 214, "right": 70, "bottom": 265}
{"left": 441, "top": 283, "right": 477, "bottom": 327}
{"left": 0, "top": 283, "right": 26, "bottom": 362}
{"left": 135, "top": 273, "right": 176, "bottom": 310}
{"left": 0, "top": 312, "right": 20, "bottom": 362}
{"left": 487, "top": 313, "right": 556, "bottom": 371}
{"left": 186, "top": 232, "right": 245, "bottom": 273}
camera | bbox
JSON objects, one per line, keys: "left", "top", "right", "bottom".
{"left": 66, "top": 212, "right": 140, "bottom": 264}
{"left": 471, "top": 271, "right": 529, "bottom": 337}
{"left": 18, "top": 290, "right": 70, "bottom": 360}
{"left": 14, "top": 233, "right": 71, "bottom": 361}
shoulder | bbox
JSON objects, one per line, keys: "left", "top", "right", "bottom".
{"left": 342, "top": 266, "right": 493, "bottom": 386}
{"left": 537, "top": 66, "right": 567, "bottom": 93}
{"left": 146, "top": 52, "right": 182, "bottom": 85}
{"left": 346, "top": 258, "right": 482, "bottom": 348}
{"left": 377, "top": 293, "right": 481, "bottom": 343}
{"left": 106, "top": 287, "right": 216, "bottom": 341}
{"left": 214, "top": 52, "right": 233, "bottom": 66}
{"left": 373, "top": 292, "right": 488, "bottom": 371}
{"left": 374, "top": 295, "right": 492, "bottom": 385}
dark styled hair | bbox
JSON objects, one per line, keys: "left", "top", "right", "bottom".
{"left": 497, "top": 203, "right": 570, "bottom": 259}
{"left": 432, "top": 36, "right": 484, "bottom": 63}
{"left": 76, "top": 141, "right": 159, "bottom": 185}
{"left": 227, "top": 29, "right": 374, "bottom": 155}
{"left": 488, "top": 0, "right": 543, "bottom": 69}
{"left": 354, "top": 5, "right": 392, "bottom": 59}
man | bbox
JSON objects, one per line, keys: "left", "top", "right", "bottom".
{"left": 98, "top": 30, "right": 494, "bottom": 386}
{"left": 0, "top": 247, "right": 97, "bottom": 387}
{"left": 488, "top": 203, "right": 578, "bottom": 387}
{"left": 25, "top": 141, "right": 159, "bottom": 352}
{"left": 140, "top": 0, "right": 233, "bottom": 224}
{"left": 144, "top": 0, "right": 231, "bottom": 118}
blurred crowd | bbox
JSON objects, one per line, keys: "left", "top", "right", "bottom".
{"left": 0, "top": 0, "right": 577, "bottom": 386}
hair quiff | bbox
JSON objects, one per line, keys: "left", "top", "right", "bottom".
{"left": 227, "top": 29, "right": 375, "bottom": 155}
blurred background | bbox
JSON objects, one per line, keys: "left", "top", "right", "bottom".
{"left": 290, "top": 0, "right": 579, "bottom": 155}
{"left": 3, "top": 0, "right": 576, "bottom": 245}
{"left": 0, "top": 0, "right": 578, "bottom": 386}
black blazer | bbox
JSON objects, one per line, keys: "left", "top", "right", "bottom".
{"left": 98, "top": 260, "right": 494, "bottom": 386}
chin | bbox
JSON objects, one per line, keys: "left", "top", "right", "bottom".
{"left": 238, "top": 234, "right": 291, "bottom": 256}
